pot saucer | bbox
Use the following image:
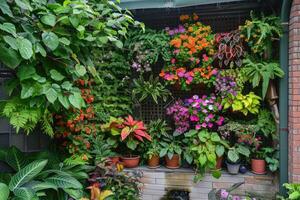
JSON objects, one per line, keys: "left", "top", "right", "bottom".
{"left": 251, "top": 170, "right": 267, "bottom": 175}
{"left": 165, "top": 166, "right": 180, "bottom": 169}
{"left": 147, "top": 165, "right": 160, "bottom": 169}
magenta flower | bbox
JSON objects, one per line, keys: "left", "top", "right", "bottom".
{"left": 208, "top": 113, "right": 214, "bottom": 119}
{"left": 190, "top": 115, "right": 199, "bottom": 122}
{"left": 201, "top": 122, "right": 207, "bottom": 128}
{"left": 195, "top": 124, "right": 201, "bottom": 130}
{"left": 208, "top": 123, "right": 213, "bottom": 128}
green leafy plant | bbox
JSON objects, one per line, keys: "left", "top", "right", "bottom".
{"left": 264, "top": 147, "right": 279, "bottom": 172}
{"left": 227, "top": 144, "right": 250, "bottom": 163}
{"left": 222, "top": 92, "right": 261, "bottom": 115}
{"left": 0, "top": 146, "right": 92, "bottom": 200}
{"left": 0, "top": 0, "right": 141, "bottom": 135}
{"left": 146, "top": 140, "right": 161, "bottom": 159}
{"left": 91, "top": 135, "right": 118, "bottom": 165}
{"left": 159, "top": 139, "right": 182, "bottom": 160}
{"left": 125, "top": 28, "right": 171, "bottom": 73}
{"left": 242, "top": 58, "right": 284, "bottom": 98}
{"left": 132, "top": 75, "right": 171, "bottom": 104}
{"left": 256, "top": 109, "right": 277, "bottom": 139}
{"left": 240, "top": 13, "right": 282, "bottom": 55}
{"left": 184, "top": 129, "right": 228, "bottom": 182}
{"left": 281, "top": 183, "right": 300, "bottom": 200}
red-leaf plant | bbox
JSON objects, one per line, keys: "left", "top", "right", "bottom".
{"left": 120, "top": 115, "right": 151, "bottom": 153}
{"left": 215, "top": 30, "right": 244, "bottom": 68}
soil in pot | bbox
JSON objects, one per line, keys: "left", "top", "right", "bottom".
{"left": 216, "top": 156, "right": 223, "bottom": 170}
{"left": 121, "top": 155, "right": 140, "bottom": 168}
{"left": 148, "top": 155, "right": 160, "bottom": 169}
{"left": 251, "top": 159, "right": 266, "bottom": 174}
{"left": 226, "top": 161, "right": 241, "bottom": 175}
{"left": 165, "top": 154, "right": 180, "bottom": 169}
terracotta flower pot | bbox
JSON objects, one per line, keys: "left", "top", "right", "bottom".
{"left": 121, "top": 155, "right": 140, "bottom": 168}
{"left": 251, "top": 159, "right": 266, "bottom": 174}
{"left": 165, "top": 154, "right": 180, "bottom": 169}
{"left": 109, "top": 156, "right": 120, "bottom": 165}
{"left": 216, "top": 156, "right": 223, "bottom": 170}
{"left": 148, "top": 155, "right": 160, "bottom": 169}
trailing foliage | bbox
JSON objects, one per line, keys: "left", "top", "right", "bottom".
{"left": 0, "top": 0, "right": 141, "bottom": 135}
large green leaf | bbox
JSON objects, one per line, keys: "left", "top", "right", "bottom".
{"left": 3, "top": 36, "right": 18, "bottom": 50}
{"left": 41, "top": 14, "right": 56, "bottom": 27}
{"left": 9, "top": 160, "right": 48, "bottom": 191}
{"left": 0, "top": 183, "right": 9, "bottom": 200}
{"left": 0, "top": 0, "right": 13, "bottom": 17}
{"left": 17, "top": 65, "right": 36, "bottom": 81}
{"left": 68, "top": 92, "right": 83, "bottom": 109}
{"left": 50, "top": 69, "right": 65, "bottom": 81}
{"left": 15, "top": 0, "right": 32, "bottom": 11}
{"left": 45, "top": 88, "right": 58, "bottom": 103}
{"left": 45, "top": 175, "right": 82, "bottom": 189}
{"left": 5, "top": 146, "right": 26, "bottom": 171}
{"left": 16, "top": 37, "right": 33, "bottom": 60}
{"left": 75, "top": 64, "right": 86, "bottom": 77}
{"left": 227, "top": 149, "right": 239, "bottom": 163}
{"left": 0, "top": 44, "right": 21, "bottom": 69}
{"left": 42, "top": 32, "right": 59, "bottom": 51}
{"left": 0, "top": 23, "right": 16, "bottom": 36}
{"left": 58, "top": 94, "right": 70, "bottom": 109}
{"left": 13, "top": 187, "right": 38, "bottom": 200}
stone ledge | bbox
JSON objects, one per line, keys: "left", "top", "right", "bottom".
{"left": 126, "top": 166, "right": 278, "bottom": 200}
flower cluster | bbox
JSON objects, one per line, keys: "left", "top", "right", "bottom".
{"left": 215, "top": 73, "right": 239, "bottom": 99}
{"left": 131, "top": 42, "right": 152, "bottom": 73}
{"left": 166, "top": 100, "right": 190, "bottom": 134}
{"left": 219, "top": 189, "right": 256, "bottom": 200}
{"left": 165, "top": 25, "right": 185, "bottom": 36}
{"left": 159, "top": 54, "right": 218, "bottom": 90}
{"left": 185, "top": 95, "right": 224, "bottom": 129}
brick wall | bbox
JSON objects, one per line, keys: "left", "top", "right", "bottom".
{"left": 289, "top": 0, "right": 300, "bottom": 183}
{"left": 137, "top": 167, "right": 278, "bottom": 200}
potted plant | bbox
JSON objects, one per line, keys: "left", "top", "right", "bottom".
{"left": 159, "top": 140, "right": 182, "bottom": 169}
{"left": 184, "top": 129, "right": 228, "bottom": 182}
{"left": 251, "top": 147, "right": 268, "bottom": 174}
{"left": 101, "top": 115, "right": 151, "bottom": 168}
{"left": 146, "top": 140, "right": 161, "bottom": 168}
{"left": 226, "top": 144, "right": 250, "bottom": 174}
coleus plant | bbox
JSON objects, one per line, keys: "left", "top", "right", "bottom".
{"left": 215, "top": 30, "right": 244, "bottom": 68}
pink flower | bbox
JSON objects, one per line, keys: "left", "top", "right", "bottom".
{"left": 220, "top": 189, "right": 229, "bottom": 199}
{"left": 201, "top": 122, "right": 207, "bottom": 128}
{"left": 195, "top": 124, "right": 201, "bottom": 130}
{"left": 208, "top": 123, "right": 213, "bottom": 128}
{"left": 190, "top": 57, "right": 195, "bottom": 62}
{"left": 216, "top": 116, "right": 224, "bottom": 126}
{"left": 171, "top": 58, "right": 176, "bottom": 64}
{"left": 208, "top": 113, "right": 214, "bottom": 119}
{"left": 232, "top": 196, "right": 241, "bottom": 200}
{"left": 174, "top": 49, "right": 180, "bottom": 54}
{"left": 190, "top": 115, "right": 199, "bottom": 122}
{"left": 203, "top": 54, "right": 209, "bottom": 62}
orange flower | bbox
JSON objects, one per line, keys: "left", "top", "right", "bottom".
{"left": 170, "top": 38, "right": 182, "bottom": 48}
{"left": 159, "top": 70, "right": 165, "bottom": 77}
{"left": 180, "top": 15, "right": 189, "bottom": 21}
{"left": 193, "top": 13, "right": 199, "bottom": 21}
{"left": 180, "top": 34, "right": 189, "bottom": 40}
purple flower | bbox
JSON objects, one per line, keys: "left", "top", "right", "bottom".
{"left": 220, "top": 189, "right": 229, "bottom": 199}
{"left": 232, "top": 196, "right": 241, "bottom": 200}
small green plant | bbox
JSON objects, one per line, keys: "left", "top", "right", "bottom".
{"left": 222, "top": 92, "right": 261, "bottom": 115}
{"left": 132, "top": 75, "right": 172, "bottom": 104}
{"left": 227, "top": 144, "right": 250, "bottom": 163}
{"left": 242, "top": 58, "right": 284, "bottom": 99}
{"left": 91, "top": 135, "right": 118, "bottom": 165}
{"left": 282, "top": 183, "right": 300, "bottom": 200}
{"left": 184, "top": 129, "right": 229, "bottom": 182}
{"left": 148, "top": 119, "right": 171, "bottom": 139}
{"left": 256, "top": 109, "right": 277, "bottom": 139}
{"left": 146, "top": 140, "right": 161, "bottom": 159}
{"left": 159, "top": 140, "right": 182, "bottom": 160}
{"left": 264, "top": 147, "right": 279, "bottom": 172}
